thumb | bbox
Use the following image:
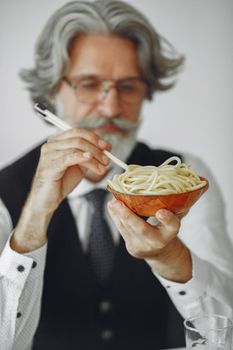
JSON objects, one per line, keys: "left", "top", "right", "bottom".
{"left": 156, "top": 209, "right": 181, "bottom": 236}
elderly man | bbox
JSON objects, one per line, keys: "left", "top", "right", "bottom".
{"left": 0, "top": 1, "right": 233, "bottom": 349}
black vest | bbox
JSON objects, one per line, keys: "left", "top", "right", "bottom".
{"left": 0, "top": 142, "right": 185, "bottom": 350}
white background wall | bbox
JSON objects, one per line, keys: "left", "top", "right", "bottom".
{"left": 0, "top": 0, "right": 232, "bottom": 236}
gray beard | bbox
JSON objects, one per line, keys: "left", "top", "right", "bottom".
{"left": 97, "top": 129, "right": 138, "bottom": 164}
{"left": 77, "top": 117, "right": 140, "bottom": 164}
{"left": 54, "top": 96, "right": 140, "bottom": 164}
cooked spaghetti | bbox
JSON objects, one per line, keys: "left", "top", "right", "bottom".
{"left": 107, "top": 156, "right": 207, "bottom": 195}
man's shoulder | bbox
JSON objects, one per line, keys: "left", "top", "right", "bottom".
{"left": 128, "top": 142, "right": 182, "bottom": 166}
{"left": 0, "top": 142, "right": 43, "bottom": 185}
{"left": 0, "top": 143, "right": 43, "bottom": 225}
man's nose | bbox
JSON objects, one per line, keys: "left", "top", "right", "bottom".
{"left": 97, "top": 87, "right": 121, "bottom": 118}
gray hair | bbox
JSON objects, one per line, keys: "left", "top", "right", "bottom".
{"left": 20, "top": 0, "right": 184, "bottom": 109}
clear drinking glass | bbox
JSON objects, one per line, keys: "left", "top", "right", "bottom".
{"left": 184, "top": 314, "right": 233, "bottom": 350}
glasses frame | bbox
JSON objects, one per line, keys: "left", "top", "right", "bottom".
{"left": 62, "top": 75, "right": 148, "bottom": 105}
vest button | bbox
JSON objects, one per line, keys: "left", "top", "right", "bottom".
{"left": 101, "top": 329, "right": 114, "bottom": 341}
{"left": 99, "top": 300, "right": 112, "bottom": 313}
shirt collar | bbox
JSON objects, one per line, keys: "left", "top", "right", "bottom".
{"left": 68, "top": 165, "right": 122, "bottom": 199}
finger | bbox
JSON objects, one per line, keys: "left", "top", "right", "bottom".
{"left": 108, "top": 199, "right": 157, "bottom": 236}
{"left": 44, "top": 137, "right": 110, "bottom": 166}
{"left": 107, "top": 202, "right": 132, "bottom": 241}
{"left": 107, "top": 198, "right": 162, "bottom": 259}
{"left": 107, "top": 199, "right": 143, "bottom": 253}
{"left": 155, "top": 209, "right": 181, "bottom": 240}
{"left": 107, "top": 200, "right": 181, "bottom": 251}
{"left": 108, "top": 198, "right": 138, "bottom": 224}
{"left": 107, "top": 198, "right": 149, "bottom": 239}
{"left": 47, "top": 127, "right": 112, "bottom": 151}
{"left": 39, "top": 148, "right": 108, "bottom": 177}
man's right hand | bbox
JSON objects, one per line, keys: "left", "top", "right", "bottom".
{"left": 11, "top": 128, "right": 111, "bottom": 253}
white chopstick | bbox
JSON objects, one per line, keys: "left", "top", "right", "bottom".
{"left": 34, "top": 102, "right": 128, "bottom": 170}
{"left": 103, "top": 150, "right": 128, "bottom": 170}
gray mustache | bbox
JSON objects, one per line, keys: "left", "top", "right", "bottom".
{"left": 77, "top": 116, "right": 140, "bottom": 131}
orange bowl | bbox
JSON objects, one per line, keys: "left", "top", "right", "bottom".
{"left": 107, "top": 177, "right": 209, "bottom": 217}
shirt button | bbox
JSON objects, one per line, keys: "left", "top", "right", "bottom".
{"left": 17, "top": 265, "right": 25, "bottom": 272}
{"left": 101, "top": 329, "right": 114, "bottom": 341}
{"left": 99, "top": 300, "right": 112, "bottom": 313}
{"left": 179, "top": 290, "right": 187, "bottom": 295}
{"left": 32, "top": 261, "right": 37, "bottom": 269}
{"left": 17, "top": 312, "right": 22, "bottom": 318}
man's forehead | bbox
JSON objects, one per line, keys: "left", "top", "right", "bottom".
{"left": 67, "top": 34, "right": 142, "bottom": 79}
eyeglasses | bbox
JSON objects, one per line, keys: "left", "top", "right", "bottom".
{"left": 63, "top": 75, "right": 147, "bottom": 105}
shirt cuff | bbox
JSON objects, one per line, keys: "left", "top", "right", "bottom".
{"left": 0, "top": 232, "right": 47, "bottom": 289}
{"left": 154, "top": 251, "right": 209, "bottom": 316}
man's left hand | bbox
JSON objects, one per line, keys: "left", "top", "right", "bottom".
{"left": 107, "top": 198, "right": 192, "bottom": 283}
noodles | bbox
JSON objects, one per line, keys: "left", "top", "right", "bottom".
{"left": 107, "top": 156, "right": 207, "bottom": 195}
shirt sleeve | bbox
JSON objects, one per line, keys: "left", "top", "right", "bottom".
{"left": 153, "top": 154, "right": 233, "bottom": 321}
{"left": 156, "top": 252, "right": 233, "bottom": 320}
{"left": 0, "top": 198, "right": 47, "bottom": 350}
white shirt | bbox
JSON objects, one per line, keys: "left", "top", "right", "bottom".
{"left": 1, "top": 152, "right": 233, "bottom": 350}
